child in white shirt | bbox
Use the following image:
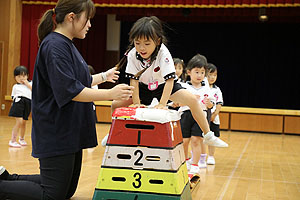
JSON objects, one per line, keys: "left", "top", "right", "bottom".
{"left": 8, "top": 66, "right": 32, "bottom": 148}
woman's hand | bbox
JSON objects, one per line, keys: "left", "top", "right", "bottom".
{"left": 110, "top": 84, "right": 134, "bottom": 100}
{"left": 105, "top": 67, "right": 120, "bottom": 83}
{"left": 154, "top": 103, "right": 168, "bottom": 110}
{"left": 129, "top": 104, "right": 146, "bottom": 108}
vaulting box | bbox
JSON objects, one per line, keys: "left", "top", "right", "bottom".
{"left": 107, "top": 119, "right": 183, "bottom": 148}
{"left": 93, "top": 182, "right": 192, "bottom": 200}
{"left": 102, "top": 143, "right": 185, "bottom": 171}
{"left": 95, "top": 163, "right": 188, "bottom": 195}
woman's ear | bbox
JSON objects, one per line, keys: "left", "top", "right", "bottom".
{"left": 66, "top": 12, "right": 75, "bottom": 22}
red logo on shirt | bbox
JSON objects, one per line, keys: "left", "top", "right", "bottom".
{"left": 154, "top": 66, "right": 160, "bottom": 72}
{"left": 165, "top": 58, "right": 169, "bottom": 63}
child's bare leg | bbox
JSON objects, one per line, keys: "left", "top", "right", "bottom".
{"left": 200, "top": 138, "right": 207, "bottom": 155}
{"left": 18, "top": 120, "right": 27, "bottom": 146}
{"left": 183, "top": 138, "right": 190, "bottom": 159}
{"left": 171, "top": 89, "right": 228, "bottom": 147}
{"left": 19, "top": 120, "right": 26, "bottom": 139}
{"left": 170, "top": 90, "right": 209, "bottom": 133}
{"left": 191, "top": 136, "right": 201, "bottom": 165}
{"left": 208, "top": 146, "right": 215, "bottom": 156}
{"left": 11, "top": 118, "right": 23, "bottom": 142}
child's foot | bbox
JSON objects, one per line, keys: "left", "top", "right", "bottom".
{"left": 207, "top": 156, "right": 215, "bottom": 165}
{"left": 203, "top": 131, "right": 228, "bottom": 147}
{"left": 101, "top": 134, "right": 109, "bottom": 146}
{"left": 9, "top": 140, "right": 21, "bottom": 148}
{"left": 189, "top": 164, "right": 200, "bottom": 174}
{"left": 186, "top": 158, "right": 192, "bottom": 171}
{"left": 0, "top": 166, "right": 9, "bottom": 180}
{"left": 19, "top": 138, "right": 27, "bottom": 146}
{"left": 198, "top": 154, "right": 207, "bottom": 168}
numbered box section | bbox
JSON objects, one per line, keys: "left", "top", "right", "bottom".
{"left": 107, "top": 119, "right": 183, "bottom": 148}
{"left": 102, "top": 144, "right": 185, "bottom": 171}
{"left": 95, "top": 164, "right": 188, "bottom": 195}
{"left": 93, "top": 183, "right": 192, "bottom": 200}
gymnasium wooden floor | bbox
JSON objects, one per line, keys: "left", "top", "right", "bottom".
{"left": 1, "top": 116, "right": 300, "bottom": 200}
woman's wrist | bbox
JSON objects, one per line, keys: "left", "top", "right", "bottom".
{"left": 100, "top": 72, "right": 107, "bottom": 82}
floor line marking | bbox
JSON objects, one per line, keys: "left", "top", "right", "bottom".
{"left": 217, "top": 136, "right": 252, "bottom": 200}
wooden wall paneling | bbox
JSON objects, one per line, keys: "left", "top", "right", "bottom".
{"left": 96, "top": 106, "right": 112, "bottom": 123}
{"left": 0, "top": 0, "right": 22, "bottom": 116}
{"left": 230, "top": 113, "right": 283, "bottom": 133}
{"left": 219, "top": 112, "right": 230, "bottom": 130}
{"left": 284, "top": 116, "right": 300, "bottom": 135}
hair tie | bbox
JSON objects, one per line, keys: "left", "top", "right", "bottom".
{"left": 52, "top": 8, "right": 57, "bottom": 27}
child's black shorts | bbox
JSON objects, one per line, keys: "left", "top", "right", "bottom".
{"left": 8, "top": 97, "right": 31, "bottom": 120}
{"left": 210, "top": 122, "right": 220, "bottom": 137}
{"left": 139, "top": 81, "right": 184, "bottom": 106}
{"left": 180, "top": 110, "right": 209, "bottom": 138}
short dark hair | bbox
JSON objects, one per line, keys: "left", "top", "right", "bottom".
{"left": 14, "top": 66, "right": 29, "bottom": 77}
{"left": 186, "top": 54, "right": 207, "bottom": 71}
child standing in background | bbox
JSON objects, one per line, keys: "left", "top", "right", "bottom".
{"left": 8, "top": 66, "right": 32, "bottom": 148}
{"left": 207, "top": 63, "right": 224, "bottom": 165}
{"left": 179, "top": 54, "right": 215, "bottom": 172}
{"left": 173, "top": 58, "right": 186, "bottom": 82}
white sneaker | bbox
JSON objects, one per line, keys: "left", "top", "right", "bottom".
{"left": 186, "top": 159, "right": 193, "bottom": 171}
{"left": 19, "top": 138, "right": 27, "bottom": 146}
{"left": 101, "top": 134, "right": 109, "bottom": 146}
{"left": 207, "top": 156, "right": 215, "bottom": 165}
{"left": 198, "top": 159, "right": 207, "bottom": 168}
{"left": 203, "top": 131, "right": 228, "bottom": 147}
{"left": 189, "top": 164, "right": 200, "bottom": 175}
{"left": 9, "top": 140, "right": 21, "bottom": 148}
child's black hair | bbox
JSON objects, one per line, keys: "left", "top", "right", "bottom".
{"left": 186, "top": 54, "right": 208, "bottom": 72}
{"left": 173, "top": 58, "right": 186, "bottom": 81}
{"left": 14, "top": 66, "right": 29, "bottom": 77}
{"left": 207, "top": 63, "right": 217, "bottom": 73}
{"left": 115, "top": 16, "right": 167, "bottom": 78}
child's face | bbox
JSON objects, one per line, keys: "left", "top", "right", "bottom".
{"left": 15, "top": 74, "right": 28, "bottom": 84}
{"left": 134, "top": 36, "right": 157, "bottom": 60}
{"left": 175, "top": 63, "right": 183, "bottom": 77}
{"left": 208, "top": 71, "right": 217, "bottom": 85}
{"left": 187, "top": 67, "right": 206, "bottom": 84}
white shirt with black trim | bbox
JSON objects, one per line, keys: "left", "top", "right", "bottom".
{"left": 179, "top": 81, "right": 215, "bottom": 112}
{"left": 209, "top": 84, "right": 223, "bottom": 125}
{"left": 125, "top": 44, "right": 176, "bottom": 91}
{"left": 11, "top": 82, "right": 32, "bottom": 100}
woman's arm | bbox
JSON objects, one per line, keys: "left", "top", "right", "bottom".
{"left": 91, "top": 67, "right": 120, "bottom": 86}
{"left": 73, "top": 84, "right": 133, "bottom": 102}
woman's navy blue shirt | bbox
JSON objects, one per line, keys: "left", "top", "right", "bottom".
{"left": 31, "top": 32, "right": 97, "bottom": 158}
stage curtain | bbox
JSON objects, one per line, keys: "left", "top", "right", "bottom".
{"left": 20, "top": 4, "right": 107, "bottom": 79}
{"left": 22, "top": 0, "right": 300, "bottom": 8}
